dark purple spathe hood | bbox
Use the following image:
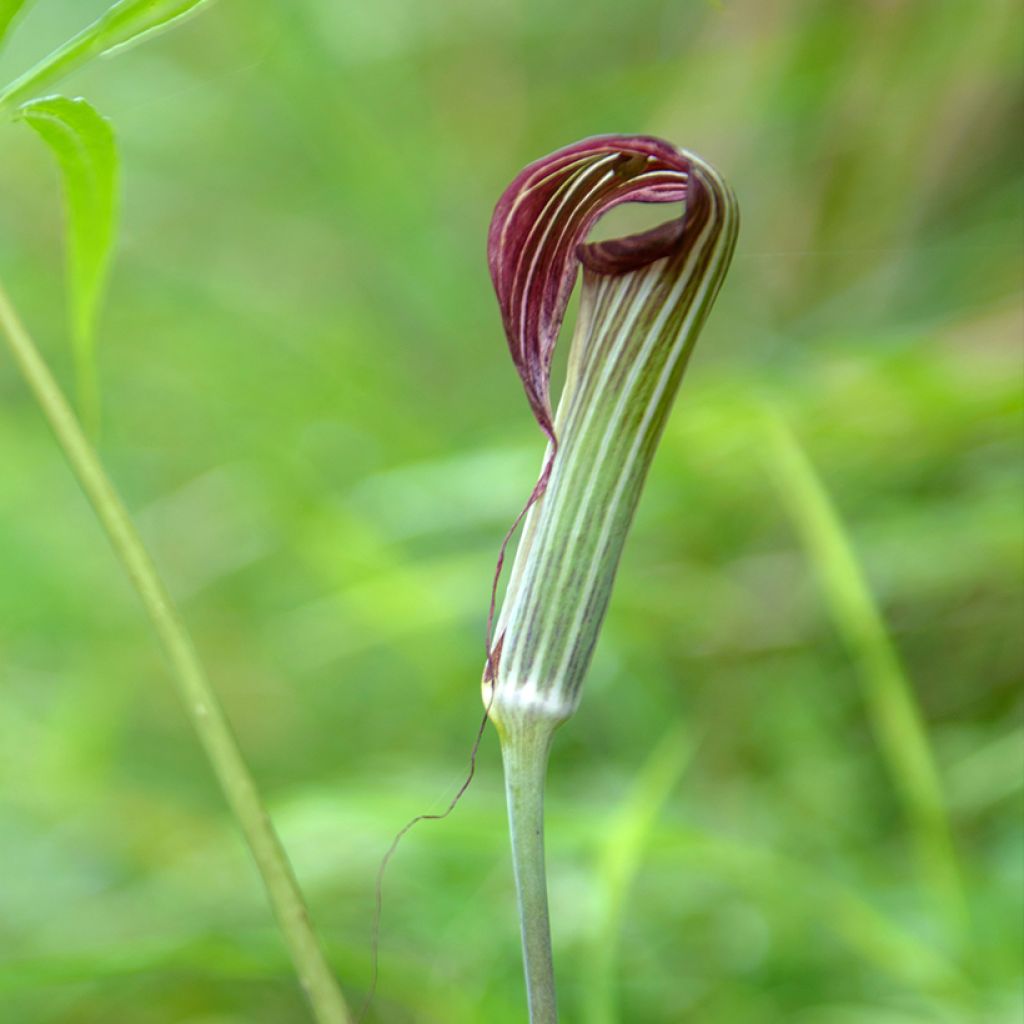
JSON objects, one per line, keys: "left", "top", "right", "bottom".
{"left": 487, "top": 134, "right": 695, "bottom": 445}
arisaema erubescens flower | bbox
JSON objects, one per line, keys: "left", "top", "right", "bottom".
{"left": 483, "top": 135, "right": 738, "bottom": 1022}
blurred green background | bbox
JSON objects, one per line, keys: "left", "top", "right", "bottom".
{"left": 1, "top": 1, "right": 1021, "bottom": 1021}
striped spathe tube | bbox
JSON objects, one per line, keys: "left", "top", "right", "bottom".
{"left": 484, "top": 135, "right": 739, "bottom": 733}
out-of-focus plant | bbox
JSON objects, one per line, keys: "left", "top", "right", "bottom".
{"left": 760, "top": 406, "right": 965, "bottom": 932}
{"left": 0, "top": 4, "right": 351, "bottom": 1021}
{"left": 484, "top": 135, "right": 739, "bottom": 1021}
{"left": 0, "top": 0, "right": 219, "bottom": 429}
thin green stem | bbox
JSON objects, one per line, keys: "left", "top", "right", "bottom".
{"left": 0, "top": 279, "right": 352, "bottom": 1024}
{"left": 500, "top": 719, "right": 559, "bottom": 1024}
{"left": 761, "top": 406, "right": 966, "bottom": 936}
{"left": 0, "top": 31, "right": 96, "bottom": 113}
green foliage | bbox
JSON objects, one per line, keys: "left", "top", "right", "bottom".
{"left": 0, "top": 4, "right": 352, "bottom": 1021}
{"left": 0, "top": 0, "right": 1021, "bottom": 1021}
{"left": 0, "top": 0, "right": 213, "bottom": 423}
{"left": 18, "top": 96, "right": 117, "bottom": 429}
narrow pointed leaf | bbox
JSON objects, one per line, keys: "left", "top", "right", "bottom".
{"left": 0, "top": 0, "right": 211, "bottom": 109}
{"left": 0, "top": 1, "right": 30, "bottom": 49}
{"left": 19, "top": 95, "right": 118, "bottom": 426}
{"left": 485, "top": 136, "right": 738, "bottom": 725}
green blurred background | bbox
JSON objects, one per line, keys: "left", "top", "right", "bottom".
{"left": 1, "top": 1, "right": 1021, "bottom": 1021}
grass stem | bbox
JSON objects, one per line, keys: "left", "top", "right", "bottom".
{"left": 0, "top": 278, "right": 352, "bottom": 1024}
{"left": 761, "top": 405, "right": 967, "bottom": 937}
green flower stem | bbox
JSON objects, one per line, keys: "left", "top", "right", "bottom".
{"left": 0, "top": 279, "right": 352, "bottom": 1024}
{"left": 499, "top": 718, "right": 559, "bottom": 1024}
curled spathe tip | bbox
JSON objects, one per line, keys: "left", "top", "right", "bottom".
{"left": 487, "top": 134, "right": 695, "bottom": 443}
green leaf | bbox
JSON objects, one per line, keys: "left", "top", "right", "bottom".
{"left": 0, "top": 1, "right": 30, "bottom": 49}
{"left": 0, "top": 0, "right": 212, "bottom": 109}
{"left": 19, "top": 96, "right": 118, "bottom": 429}
{"left": 72, "top": 0, "right": 214, "bottom": 56}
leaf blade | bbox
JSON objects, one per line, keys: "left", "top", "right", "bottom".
{"left": 0, "top": 0, "right": 211, "bottom": 108}
{"left": 80, "top": 0, "right": 214, "bottom": 56}
{"left": 18, "top": 95, "right": 119, "bottom": 428}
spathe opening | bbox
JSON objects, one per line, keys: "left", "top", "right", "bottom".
{"left": 579, "top": 200, "right": 687, "bottom": 274}
{"left": 584, "top": 199, "right": 686, "bottom": 246}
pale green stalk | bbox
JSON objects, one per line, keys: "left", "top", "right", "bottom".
{"left": 0, "top": 279, "right": 352, "bottom": 1024}
{"left": 500, "top": 719, "right": 559, "bottom": 1024}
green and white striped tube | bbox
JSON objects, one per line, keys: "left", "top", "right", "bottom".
{"left": 486, "top": 141, "right": 738, "bottom": 730}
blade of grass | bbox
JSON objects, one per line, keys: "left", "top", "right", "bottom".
{"left": 759, "top": 404, "right": 966, "bottom": 937}
{"left": 0, "top": 278, "right": 352, "bottom": 1024}
{"left": 18, "top": 95, "right": 117, "bottom": 433}
{"left": 583, "top": 723, "right": 693, "bottom": 1024}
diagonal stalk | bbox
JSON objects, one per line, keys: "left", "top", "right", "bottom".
{"left": 0, "top": 278, "right": 352, "bottom": 1024}
{"left": 499, "top": 719, "right": 559, "bottom": 1024}
{"left": 761, "top": 406, "right": 966, "bottom": 936}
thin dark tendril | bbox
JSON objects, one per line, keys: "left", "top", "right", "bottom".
{"left": 359, "top": 434, "right": 556, "bottom": 1022}
{"left": 358, "top": 695, "right": 492, "bottom": 1021}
